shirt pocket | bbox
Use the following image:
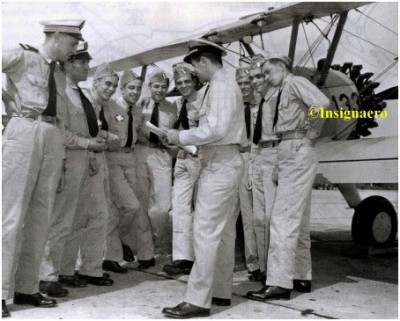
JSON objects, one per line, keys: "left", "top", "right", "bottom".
{"left": 25, "top": 73, "right": 48, "bottom": 88}
{"left": 279, "top": 96, "right": 290, "bottom": 110}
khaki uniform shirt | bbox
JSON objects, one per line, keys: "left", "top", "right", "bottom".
{"left": 179, "top": 68, "right": 246, "bottom": 146}
{"left": 136, "top": 97, "right": 177, "bottom": 145}
{"left": 274, "top": 74, "right": 329, "bottom": 139}
{"left": 2, "top": 46, "right": 66, "bottom": 116}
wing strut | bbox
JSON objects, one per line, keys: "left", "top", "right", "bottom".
{"left": 317, "top": 11, "right": 348, "bottom": 87}
{"left": 288, "top": 16, "right": 300, "bottom": 69}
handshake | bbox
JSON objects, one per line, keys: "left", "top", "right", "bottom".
{"left": 87, "top": 130, "right": 120, "bottom": 152}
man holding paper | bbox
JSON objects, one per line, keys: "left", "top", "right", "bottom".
{"left": 162, "top": 40, "right": 246, "bottom": 318}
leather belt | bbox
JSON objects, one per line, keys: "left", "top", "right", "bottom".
{"left": 277, "top": 131, "right": 306, "bottom": 140}
{"left": 258, "top": 140, "right": 280, "bottom": 148}
{"left": 119, "top": 146, "right": 134, "bottom": 153}
{"left": 21, "top": 114, "right": 57, "bottom": 124}
{"left": 239, "top": 145, "right": 251, "bottom": 153}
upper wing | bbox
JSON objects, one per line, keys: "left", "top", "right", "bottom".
{"left": 91, "top": 2, "right": 371, "bottom": 74}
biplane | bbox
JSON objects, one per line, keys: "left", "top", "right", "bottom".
{"left": 90, "top": 2, "right": 397, "bottom": 247}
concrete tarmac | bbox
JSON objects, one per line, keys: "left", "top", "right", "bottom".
{"left": 6, "top": 190, "right": 398, "bottom": 319}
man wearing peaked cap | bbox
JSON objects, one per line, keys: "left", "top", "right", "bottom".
{"left": 162, "top": 62, "right": 203, "bottom": 277}
{"left": 163, "top": 39, "right": 246, "bottom": 318}
{"left": 135, "top": 68, "right": 177, "bottom": 263}
{"left": 234, "top": 65, "right": 264, "bottom": 283}
{"left": 41, "top": 19, "right": 85, "bottom": 41}
{"left": 39, "top": 40, "right": 107, "bottom": 295}
{"left": 183, "top": 39, "right": 227, "bottom": 64}
{"left": 102, "top": 69, "right": 155, "bottom": 274}
{"left": 247, "top": 55, "right": 329, "bottom": 301}
{"left": 2, "top": 19, "right": 85, "bottom": 315}
{"left": 59, "top": 61, "right": 120, "bottom": 287}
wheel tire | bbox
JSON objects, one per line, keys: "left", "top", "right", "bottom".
{"left": 351, "top": 196, "right": 397, "bottom": 247}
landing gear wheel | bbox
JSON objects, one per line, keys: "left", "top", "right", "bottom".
{"left": 352, "top": 196, "right": 397, "bottom": 247}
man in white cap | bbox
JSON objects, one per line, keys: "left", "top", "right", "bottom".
{"left": 247, "top": 54, "right": 328, "bottom": 301}
{"left": 135, "top": 70, "right": 177, "bottom": 261}
{"left": 163, "top": 63, "right": 202, "bottom": 276}
{"left": 162, "top": 40, "right": 246, "bottom": 318}
{"left": 102, "top": 69, "right": 155, "bottom": 273}
{"left": 234, "top": 65, "right": 264, "bottom": 282}
{"left": 59, "top": 62, "right": 119, "bottom": 286}
{"left": 2, "top": 19, "right": 83, "bottom": 316}
{"left": 39, "top": 42, "right": 108, "bottom": 298}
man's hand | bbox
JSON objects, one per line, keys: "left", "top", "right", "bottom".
{"left": 88, "top": 137, "right": 107, "bottom": 152}
{"left": 245, "top": 174, "right": 252, "bottom": 191}
{"left": 57, "top": 160, "right": 67, "bottom": 193}
{"left": 272, "top": 165, "right": 279, "bottom": 186}
{"left": 166, "top": 129, "right": 181, "bottom": 146}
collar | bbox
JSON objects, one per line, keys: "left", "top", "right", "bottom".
{"left": 280, "top": 73, "right": 293, "bottom": 90}
{"left": 66, "top": 76, "right": 79, "bottom": 90}
{"left": 39, "top": 50, "right": 53, "bottom": 65}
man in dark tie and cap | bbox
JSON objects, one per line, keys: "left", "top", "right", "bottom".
{"left": 135, "top": 70, "right": 177, "bottom": 261}
{"left": 162, "top": 63, "right": 203, "bottom": 276}
{"left": 58, "top": 63, "right": 120, "bottom": 287}
{"left": 39, "top": 42, "right": 111, "bottom": 298}
{"left": 102, "top": 69, "right": 155, "bottom": 273}
{"left": 234, "top": 66, "right": 263, "bottom": 282}
{"left": 2, "top": 19, "right": 84, "bottom": 316}
{"left": 247, "top": 54, "right": 328, "bottom": 301}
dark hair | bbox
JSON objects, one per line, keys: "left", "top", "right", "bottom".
{"left": 190, "top": 52, "right": 223, "bottom": 66}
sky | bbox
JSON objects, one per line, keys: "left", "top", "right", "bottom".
{"left": 2, "top": 1, "right": 398, "bottom": 91}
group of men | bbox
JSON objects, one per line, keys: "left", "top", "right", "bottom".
{"left": 2, "top": 18, "right": 329, "bottom": 319}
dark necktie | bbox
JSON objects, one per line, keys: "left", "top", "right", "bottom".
{"left": 200, "top": 84, "right": 210, "bottom": 108}
{"left": 100, "top": 105, "right": 109, "bottom": 131}
{"left": 149, "top": 102, "right": 159, "bottom": 144}
{"left": 253, "top": 98, "right": 265, "bottom": 144}
{"left": 174, "top": 99, "right": 189, "bottom": 129}
{"left": 125, "top": 105, "right": 134, "bottom": 147}
{"left": 77, "top": 87, "right": 99, "bottom": 137}
{"left": 273, "top": 89, "right": 282, "bottom": 129}
{"left": 244, "top": 102, "right": 251, "bottom": 139}
{"left": 42, "top": 61, "right": 57, "bottom": 116}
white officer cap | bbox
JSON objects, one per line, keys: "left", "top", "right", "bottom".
{"left": 40, "top": 19, "right": 85, "bottom": 41}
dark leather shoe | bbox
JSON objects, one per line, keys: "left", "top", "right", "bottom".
{"left": 293, "top": 279, "right": 312, "bottom": 293}
{"left": 2, "top": 300, "right": 10, "bottom": 318}
{"left": 122, "top": 243, "right": 135, "bottom": 262}
{"left": 78, "top": 274, "right": 114, "bottom": 286}
{"left": 137, "top": 258, "right": 155, "bottom": 270}
{"left": 248, "top": 269, "right": 266, "bottom": 282}
{"left": 162, "top": 302, "right": 210, "bottom": 318}
{"left": 247, "top": 286, "right": 290, "bottom": 301}
{"left": 14, "top": 292, "right": 57, "bottom": 307}
{"left": 39, "top": 281, "right": 68, "bottom": 297}
{"left": 163, "top": 260, "right": 193, "bottom": 275}
{"left": 102, "top": 260, "right": 128, "bottom": 273}
{"left": 211, "top": 297, "right": 231, "bottom": 306}
{"left": 59, "top": 274, "right": 88, "bottom": 287}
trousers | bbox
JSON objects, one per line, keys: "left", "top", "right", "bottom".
{"left": 2, "top": 117, "right": 63, "bottom": 297}
{"left": 104, "top": 151, "right": 154, "bottom": 261}
{"left": 266, "top": 139, "right": 317, "bottom": 289}
{"left": 184, "top": 145, "right": 243, "bottom": 308}
{"left": 171, "top": 155, "right": 201, "bottom": 261}
{"left": 60, "top": 152, "right": 109, "bottom": 277}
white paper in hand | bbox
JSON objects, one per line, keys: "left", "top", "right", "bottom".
{"left": 145, "top": 121, "right": 198, "bottom": 156}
